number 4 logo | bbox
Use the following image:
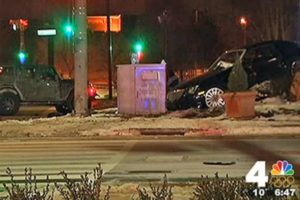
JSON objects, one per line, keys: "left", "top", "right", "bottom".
{"left": 246, "top": 161, "right": 269, "bottom": 187}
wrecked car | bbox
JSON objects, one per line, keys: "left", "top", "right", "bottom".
{"left": 167, "top": 40, "right": 300, "bottom": 110}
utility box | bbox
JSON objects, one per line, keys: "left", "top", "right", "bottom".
{"left": 117, "top": 64, "right": 166, "bottom": 115}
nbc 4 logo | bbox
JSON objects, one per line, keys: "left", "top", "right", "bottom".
{"left": 246, "top": 160, "right": 295, "bottom": 187}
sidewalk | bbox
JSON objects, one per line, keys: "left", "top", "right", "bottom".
{"left": 0, "top": 98, "right": 300, "bottom": 139}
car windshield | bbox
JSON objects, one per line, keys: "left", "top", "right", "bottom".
{"left": 208, "top": 49, "right": 245, "bottom": 71}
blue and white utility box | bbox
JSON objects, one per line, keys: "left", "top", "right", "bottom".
{"left": 117, "top": 64, "right": 166, "bottom": 115}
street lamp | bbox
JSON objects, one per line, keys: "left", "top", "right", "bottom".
{"left": 158, "top": 9, "right": 169, "bottom": 60}
{"left": 240, "top": 16, "right": 248, "bottom": 45}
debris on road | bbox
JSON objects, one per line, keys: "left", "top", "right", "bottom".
{"left": 0, "top": 98, "right": 299, "bottom": 138}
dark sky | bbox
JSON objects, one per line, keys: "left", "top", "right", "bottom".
{"left": 0, "top": 0, "right": 146, "bottom": 20}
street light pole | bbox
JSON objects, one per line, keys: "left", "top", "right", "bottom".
{"left": 243, "top": 27, "right": 247, "bottom": 46}
{"left": 74, "top": 0, "right": 89, "bottom": 116}
{"left": 298, "top": 0, "right": 300, "bottom": 43}
{"left": 106, "top": 0, "right": 113, "bottom": 100}
{"left": 158, "top": 10, "right": 168, "bottom": 61}
{"left": 20, "top": 29, "right": 25, "bottom": 52}
{"left": 240, "top": 16, "right": 248, "bottom": 45}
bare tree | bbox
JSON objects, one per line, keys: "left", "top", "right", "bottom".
{"left": 248, "top": 0, "right": 298, "bottom": 42}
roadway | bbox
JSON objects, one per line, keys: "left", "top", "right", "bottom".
{"left": 0, "top": 106, "right": 56, "bottom": 120}
{"left": 0, "top": 137, "right": 299, "bottom": 183}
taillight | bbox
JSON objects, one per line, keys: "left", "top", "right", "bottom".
{"left": 0, "top": 66, "right": 4, "bottom": 75}
{"left": 88, "top": 84, "right": 97, "bottom": 97}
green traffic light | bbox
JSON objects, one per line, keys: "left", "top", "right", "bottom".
{"left": 64, "top": 24, "right": 74, "bottom": 37}
{"left": 18, "top": 52, "right": 25, "bottom": 59}
{"left": 18, "top": 51, "right": 27, "bottom": 64}
{"left": 134, "top": 43, "right": 143, "bottom": 53}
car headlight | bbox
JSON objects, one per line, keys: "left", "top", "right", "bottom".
{"left": 197, "top": 90, "right": 205, "bottom": 96}
{"left": 195, "top": 90, "right": 205, "bottom": 99}
{"left": 174, "top": 89, "right": 185, "bottom": 93}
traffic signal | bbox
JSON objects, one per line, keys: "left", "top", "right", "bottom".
{"left": 64, "top": 23, "right": 74, "bottom": 37}
{"left": 9, "top": 19, "right": 29, "bottom": 31}
{"left": 134, "top": 42, "right": 143, "bottom": 53}
{"left": 18, "top": 51, "right": 27, "bottom": 64}
{"left": 19, "top": 19, "right": 29, "bottom": 31}
{"left": 133, "top": 42, "right": 144, "bottom": 63}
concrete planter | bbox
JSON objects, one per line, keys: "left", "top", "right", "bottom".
{"left": 290, "top": 71, "right": 300, "bottom": 101}
{"left": 222, "top": 91, "right": 257, "bottom": 119}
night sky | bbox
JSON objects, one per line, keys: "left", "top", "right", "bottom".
{"left": 0, "top": 0, "right": 298, "bottom": 81}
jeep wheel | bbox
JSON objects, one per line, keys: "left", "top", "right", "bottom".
{"left": 0, "top": 92, "right": 20, "bottom": 116}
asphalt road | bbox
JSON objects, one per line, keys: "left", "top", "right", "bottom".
{"left": 0, "top": 106, "right": 56, "bottom": 120}
{"left": 0, "top": 137, "right": 299, "bottom": 183}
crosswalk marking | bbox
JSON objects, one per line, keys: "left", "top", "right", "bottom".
{"left": 0, "top": 140, "right": 136, "bottom": 182}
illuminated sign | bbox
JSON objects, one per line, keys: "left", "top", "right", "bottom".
{"left": 37, "top": 29, "right": 57, "bottom": 36}
{"left": 88, "top": 15, "right": 121, "bottom": 32}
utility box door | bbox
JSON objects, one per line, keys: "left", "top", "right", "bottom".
{"left": 135, "top": 66, "right": 166, "bottom": 115}
{"left": 117, "top": 64, "right": 166, "bottom": 115}
{"left": 117, "top": 65, "right": 136, "bottom": 114}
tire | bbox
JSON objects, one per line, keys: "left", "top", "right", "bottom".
{"left": 55, "top": 94, "right": 74, "bottom": 114}
{"left": 0, "top": 92, "right": 20, "bottom": 116}
{"left": 88, "top": 99, "right": 92, "bottom": 110}
{"left": 56, "top": 94, "right": 92, "bottom": 114}
{"left": 204, "top": 87, "right": 225, "bottom": 109}
{"left": 55, "top": 104, "right": 69, "bottom": 114}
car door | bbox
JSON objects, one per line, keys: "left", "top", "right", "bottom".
{"left": 34, "top": 66, "right": 60, "bottom": 101}
{"left": 15, "top": 65, "right": 38, "bottom": 101}
{"left": 247, "top": 45, "right": 282, "bottom": 84}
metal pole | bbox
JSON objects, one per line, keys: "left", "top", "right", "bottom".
{"left": 298, "top": 0, "right": 300, "bottom": 43}
{"left": 48, "top": 37, "right": 54, "bottom": 65}
{"left": 243, "top": 27, "right": 247, "bottom": 46}
{"left": 107, "top": 0, "right": 113, "bottom": 100}
{"left": 20, "top": 29, "right": 25, "bottom": 51}
{"left": 163, "top": 24, "right": 167, "bottom": 60}
{"left": 74, "top": 0, "right": 89, "bottom": 116}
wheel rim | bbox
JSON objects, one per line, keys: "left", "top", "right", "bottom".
{"left": 1, "top": 97, "right": 15, "bottom": 112}
{"left": 205, "top": 87, "right": 225, "bottom": 108}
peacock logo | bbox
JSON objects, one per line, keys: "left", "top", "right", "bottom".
{"left": 271, "top": 160, "right": 295, "bottom": 176}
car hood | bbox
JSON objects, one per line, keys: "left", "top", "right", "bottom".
{"left": 175, "top": 69, "right": 230, "bottom": 89}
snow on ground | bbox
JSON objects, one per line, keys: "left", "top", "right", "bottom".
{"left": 0, "top": 98, "right": 300, "bottom": 138}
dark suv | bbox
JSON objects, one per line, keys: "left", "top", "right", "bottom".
{"left": 0, "top": 64, "right": 96, "bottom": 115}
{"left": 167, "top": 40, "right": 300, "bottom": 110}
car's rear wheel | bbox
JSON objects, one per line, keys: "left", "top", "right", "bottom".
{"left": 205, "top": 87, "right": 225, "bottom": 109}
{"left": 0, "top": 92, "right": 20, "bottom": 116}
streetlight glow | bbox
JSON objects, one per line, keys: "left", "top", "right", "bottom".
{"left": 240, "top": 16, "right": 247, "bottom": 27}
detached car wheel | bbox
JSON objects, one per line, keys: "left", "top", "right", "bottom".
{"left": 0, "top": 92, "right": 20, "bottom": 116}
{"left": 55, "top": 104, "right": 70, "bottom": 114}
{"left": 205, "top": 87, "right": 225, "bottom": 109}
{"left": 55, "top": 94, "right": 74, "bottom": 114}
